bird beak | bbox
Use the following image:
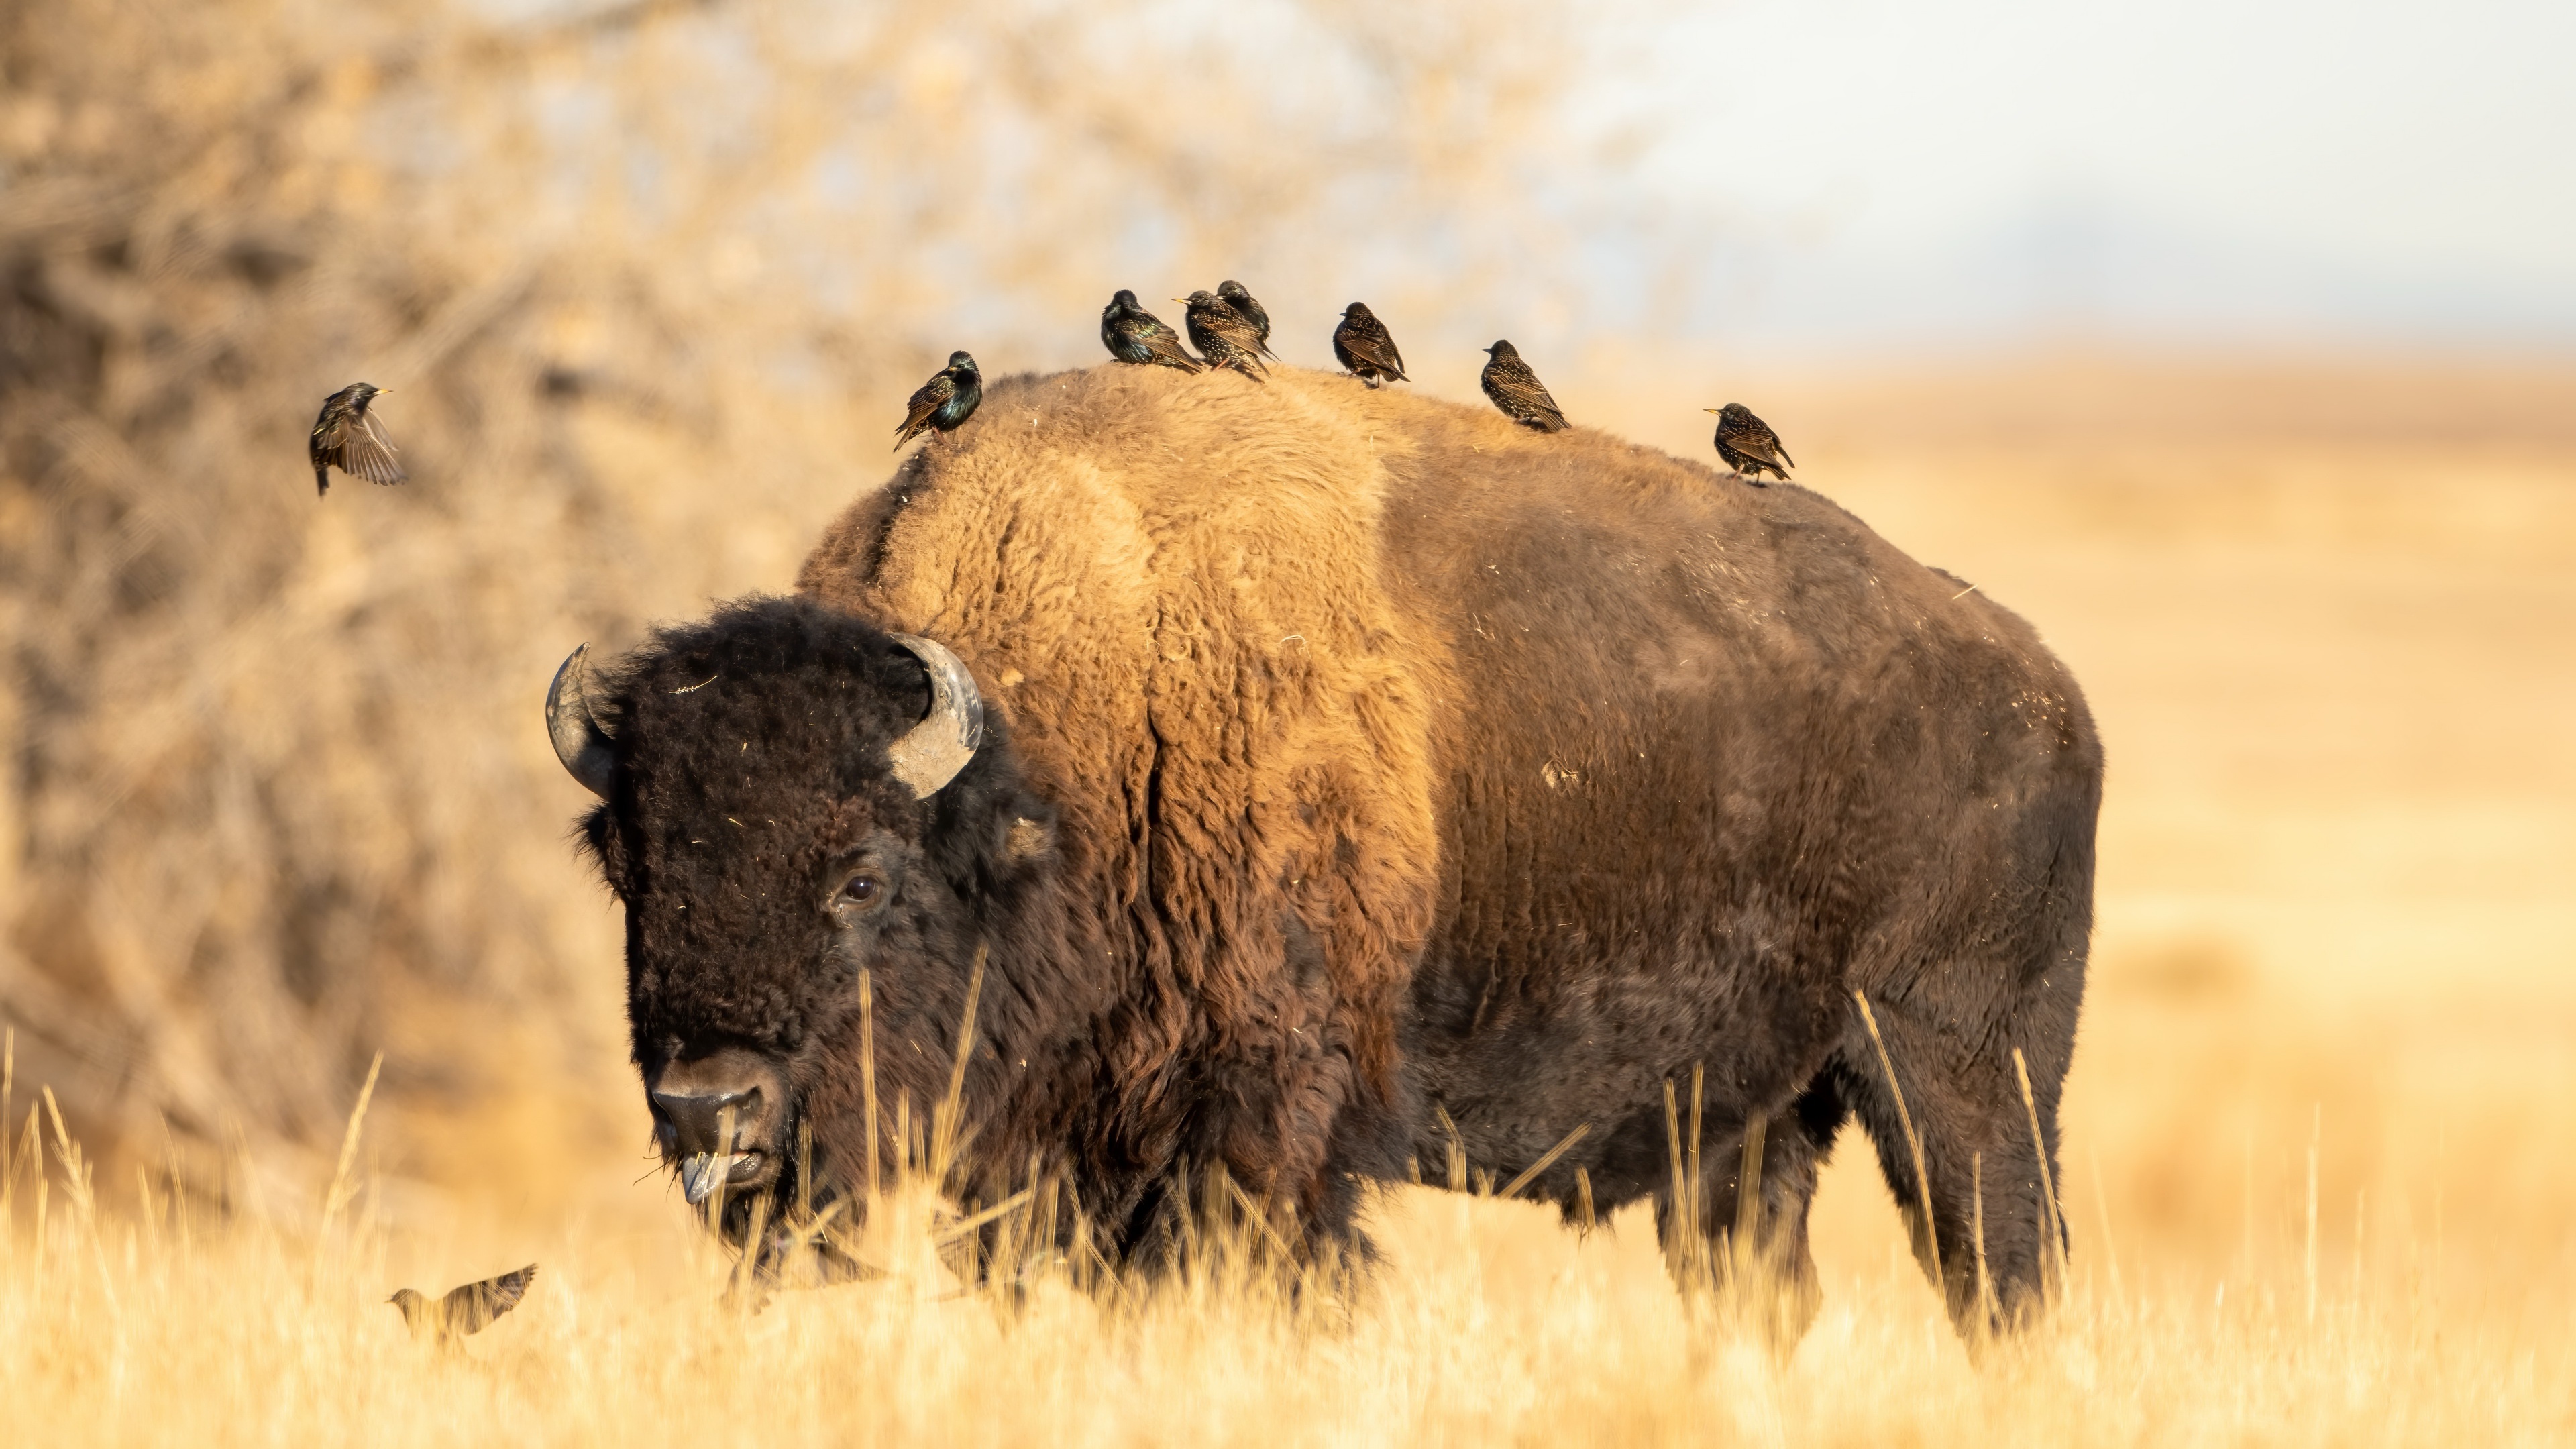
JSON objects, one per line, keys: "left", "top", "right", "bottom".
{"left": 1171, "top": 297, "right": 1187, "bottom": 303}
{"left": 1703, "top": 408, "right": 1721, "bottom": 413}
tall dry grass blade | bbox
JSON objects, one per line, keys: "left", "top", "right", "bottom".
{"left": 1688, "top": 1061, "right": 1705, "bottom": 1240}
{"left": 859, "top": 968, "right": 880, "bottom": 1206}
{"left": 1662, "top": 1078, "right": 1689, "bottom": 1269}
{"left": 2318, "top": 1103, "right": 2339, "bottom": 1320}
{"left": 1434, "top": 1104, "right": 1466, "bottom": 1191}
{"left": 2087, "top": 1149, "right": 2127, "bottom": 1315}
{"left": 930, "top": 944, "right": 987, "bottom": 1183}
{"left": 1498, "top": 1122, "right": 1590, "bottom": 1201}
{"left": 2012, "top": 1047, "right": 2063, "bottom": 1298}
{"left": 1854, "top": 991, "right": 1942, "bottom": 1288}
{"left": 318, "top": 1050, "right": 382, "bottom": 1238}
{"left": 1220, "top": 1175, "right": 1298, "bottom": 1265}
{"left": 1574, "top": 1166, "right": 1596, "bottom": 1237}
{"left": 936, "top": 1186, "right": 1037, "bottom": 1248}
{"left": 1733, "top": 1113, "right": 1767, "bottom": 1285}
{"left": 1, "top": 1027, "right": 12, "bottom": 1218}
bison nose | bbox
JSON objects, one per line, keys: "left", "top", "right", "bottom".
{"left": 651, "top": 1087, "right": 764, "bottom": 1158}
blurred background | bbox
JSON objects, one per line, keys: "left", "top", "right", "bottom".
{"left": 3, "top": 0, "right": 2570, "bottom": 1309}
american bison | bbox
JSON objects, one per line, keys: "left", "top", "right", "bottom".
{"left": 547, "top": 362, "right": 2100, "bottom": 1339}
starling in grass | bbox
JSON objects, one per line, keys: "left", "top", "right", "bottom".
{"left": 1332, "top": 302, "right": 1407, "bottom": 388}
{"left": 1706, "top": 402, "right": 1794, "bottom": 484}
{"left": 1217, "top": 280, "right": 1277, "bottom": 360}
{"left": 388, "top": 1263, "right": 537, "bottom": 1346}
{"left": 1177, "top": 291, "right": 1267, "bottom": 382}
{"left": 1101, "top": 290, "right": 1203, "bottom": 373}
{"left": 1479, "top": 341, "right": 1566, "bottom": 433}
{"left": 893, "top": 351, "right": 983, "bottom": 451}
{"left": 307, "top": 382, "right": 406, "bottom": 496}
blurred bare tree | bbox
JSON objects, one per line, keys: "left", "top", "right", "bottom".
{"left": 0, "top": 0, "right": 1674, "bottom": 1199}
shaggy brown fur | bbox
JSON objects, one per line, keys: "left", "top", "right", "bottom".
{"left": 580, "top": 361, "right": 2098, "bottom": 1341}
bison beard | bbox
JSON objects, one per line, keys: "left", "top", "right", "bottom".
{"left": 555, "top": 362, "right": 2100, "bottom": 1343}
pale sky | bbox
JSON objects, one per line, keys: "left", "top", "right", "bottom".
{"left": 1625, "top": 0, "right": 2576, "bottom": 350}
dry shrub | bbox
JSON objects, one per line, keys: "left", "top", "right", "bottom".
{"left": 0, "top": 0, "right": 1674, "bottom": 1194}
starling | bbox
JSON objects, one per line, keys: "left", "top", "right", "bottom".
{"left": 1706, "top": 403, "right": 1794, "bottom": 484}
{"left": 1100, "top": 290, "right": 1203, "bottom": 372}
{"left": 307, "top": 382, "right": 407, "bottom": 496}
{"left": 1217, "top": 280, "right": 1277, "bottom": 360}
{"left": 1177, "top": 291, "right": 1267, "bottom": 382}
{"left": 893, "top": 351, "right": 983, "bottom": 451}
{"left": 1331, "top": 302, "right": 1407, "bottom": 388}
{"left": 1479, "top": 341, "right": 1566, "bottom": 433}
{"left": 388, "top": 1263, "right": 537, "bottom": 1346}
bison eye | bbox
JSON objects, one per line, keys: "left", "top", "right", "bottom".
{"left": 829, "top": 871, "right": 887, "bottom": 926}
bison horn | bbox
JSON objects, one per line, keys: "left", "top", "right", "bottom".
{"left": 885, "top": 633, "right": 984, "bottom": 798}
{"left": 545, "top": 643, "right": 617, "bottom": 800}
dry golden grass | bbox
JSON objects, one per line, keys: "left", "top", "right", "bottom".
{"left": 7, "top": 0, "right": 2576, "bottom": 1440}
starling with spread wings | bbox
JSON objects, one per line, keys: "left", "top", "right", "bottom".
{"left": 1217, "top": 280, "right": 1277, "bottom": 360}
{"left": 894, "top": 352, "right": 983, "bottom": 451}
{"left": 388, "top": 1263, "right": 537, "bottom": 1346}
{"left": 1706, "top": 402, "right": 1795, "bottom": 484}
{"left": 308, "top": 383, "right": 407, "bottom": 496}
{"left": 1100, "top": 290, "right": 1203, "bottom": 372}
{"left": 1479, "top": 341, "right": 1566, "bottom": 433}
{"left": 1177, "top": 291, "right": 1267, "bottom": 381}
{"left": 1332, "top": 303, "right": 1407, "bottom": 388}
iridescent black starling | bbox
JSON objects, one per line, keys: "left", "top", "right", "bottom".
{"left": 1706, "top": 403, "right": 1794, "bottom": 484}
{"left": 1177, "top": 291, "right": 1267, "bottom": 381}
{"left": 1217, "top": 280, "right": 1277, "bottom": 360}
{"left": 1332, "top": 302, "right": 1407, "bottom": 388}
{"left": 1479, "top": 341, "right": 1566, "bottom": 433}
{"left": 1101, "top": 290, "right": 1203, "bottom": 372}
{"left": 388, "top": 1263, "right": 537, "bottom": 1346}
{"left": 307, "top": 382, "right": 407, "bottom": 496}
{"left": 893, "top": 351, "right": 983, "bottom": 451}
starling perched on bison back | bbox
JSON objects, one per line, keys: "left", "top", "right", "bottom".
{"left": 893, "top": 351, "right": 983, "bottom": 451}
{"left": 1707, "top": 402, "right": 1794, "bottom": 484}
{"left": 307, "top": 382, "right": 407, "bottom": 496}
{"left": 1332, "top": 303, "right": 1407, "bottom": 387}
{"left": 1216, "top": 280, "right": 1277, "bottom": 360}
{"left": 1100, "top": 290, "right": 1204, "bottom": 372}
{"left": 1479, "top": 341, "right": 1566, "bottom": 433}
{"left": 1178, "top": 291, "right": 1268, "bottom": 382}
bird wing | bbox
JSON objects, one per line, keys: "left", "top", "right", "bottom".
{"left": 895, "top": 374, "right": 953, "bottom": 443}
{"left": 1195, "top": 307, "right": 1267, "bottom": 357}
{"left": 1491, "top": 369, "right": 1564, "bottom": 425}
{"left": 1134, "top": 319, "right": 1203, "bottom": 370}
{"left": 341, "top": 410, "right": 408, "bottom": 486}
{"left": 442, "top": 1263, "right": 538, "bottom": 1335}
{"left": 1340, "top": 321, "right": 1405, "bottom": 378}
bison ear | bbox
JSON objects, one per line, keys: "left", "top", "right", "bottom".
{"left": 1003, "top": 814, "right": 1053, "bottom": 865}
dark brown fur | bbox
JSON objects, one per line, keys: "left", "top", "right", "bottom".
{"left": 574, "top": 363, "right": 2099, "bottom": 1340}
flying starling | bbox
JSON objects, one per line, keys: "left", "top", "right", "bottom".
{"left": 1217, "top": 280, "right": 1277, "bottom": 360}
{"left": 1177, "top": 291, "right": 1267, "bottom": 382}
{"left": 1332, "top": 303, "right": 1407, "bottom": 388}
{"left": 388, "top": 1263, "right": 537, "bottom": 1346}
{"left": 1706, "top": 403, "right": 1794, "bottom": 484}
{"left": 893, "top": 351, "right": 983, "bottom": 451}
{"left": 1100, "top": 290, "right": 1203, "bottom": 372}
{"left": 1479, "top": 341, "right": 1566, "bottom": 433}
{"left": 307, "top": 382, "right": 407, "bottom": 496}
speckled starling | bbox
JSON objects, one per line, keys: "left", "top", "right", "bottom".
{"left": 893, "top": 351, "right": 983, "bottom": 451}
{"left": 1101, "top": 290, "right": 1203, "bottom": 372}
{"left": 388, "top": 1263, "right": 537, "bottom": 1346}
{"left": 1177, "top": 291, "right": 1267, "bottom": 381}
{"left": 307, "top": 382, "right": 407, "bottom": 496}
{"left": 1217, "top": 280, "right": 1277, "bottom": 360}
{"left": 1706, "top": 403, "right": 1794, "bottom": 484}
{"left": 1479, "top": 341, "right": 1566, "bottom": 433}
{"left": 1332, "top": 303, "right": 1407, "bottom": 388}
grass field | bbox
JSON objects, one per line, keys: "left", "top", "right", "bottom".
{"left": 5, "top": 355, "right": 2574, "bottom": 1445}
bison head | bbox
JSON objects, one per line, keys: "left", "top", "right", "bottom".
{"left": 547, "top": 597, "right": 1065, "bottom": 1246}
